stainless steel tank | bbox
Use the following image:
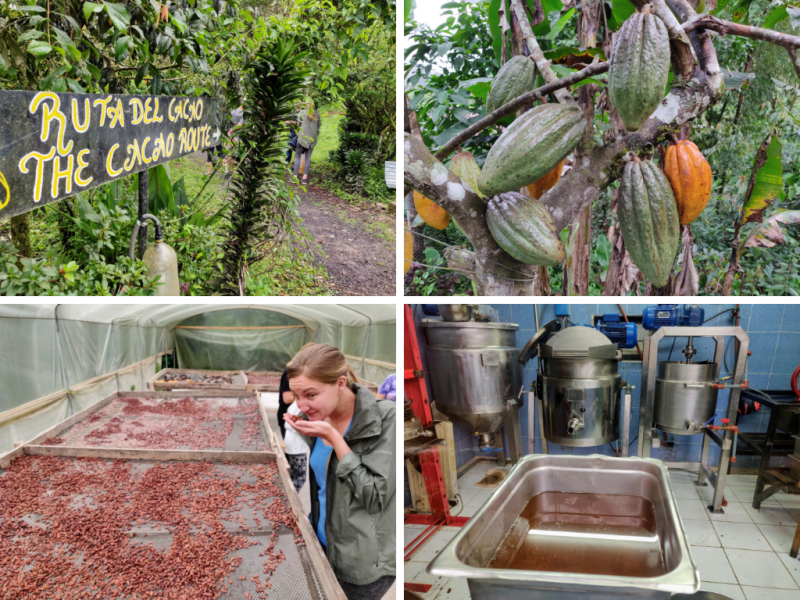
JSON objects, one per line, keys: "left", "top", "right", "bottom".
{"left": 422, "top": 320, "right": 521, "bottom": 437}
{"left": 540, "top": 326, "right": 622, "bottom": 447}
{"left": 654, "top": 362, "right": 719, "bottom": 435}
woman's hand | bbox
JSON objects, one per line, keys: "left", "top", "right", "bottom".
{"left": 283, "top": 414, "right": 337, "bottom": 441}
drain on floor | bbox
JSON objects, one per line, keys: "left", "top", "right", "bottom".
{"left": 476, "top": 468, "right": 507, "bottom": 487}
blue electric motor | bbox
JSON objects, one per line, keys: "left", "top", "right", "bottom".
{"left": 596, "top": 314, "right": 638, "bottom": 349}
{"left": 642, "top": 304, "right": 705, "bottom": 330}
{"left": 421, "top": 304, "right": 440, "bottom": 316}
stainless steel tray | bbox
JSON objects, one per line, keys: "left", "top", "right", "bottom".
{"left": 428, "top": 454, "right": 699, "bottom": 600}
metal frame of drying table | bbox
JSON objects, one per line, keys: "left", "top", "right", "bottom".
{"left": 637, "top": 326, "right": 749, "bottom": 514}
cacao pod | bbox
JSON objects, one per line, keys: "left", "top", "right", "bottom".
{"left": 449, "top": 150, "right": 484, "bottom": 198}
{"left": 607, "top": 7, "right": 670, "bottom": 132}
{"left": 487, "top": 55, "right": 537, "bottom": 113}
{"left": 404, "top": 228, "right": 413, "bottom": 275}
{"left": 479, "top": 103, "right": 586, "bottom": 197}
{"left": 618, "top": 159, "right": 680, "bottom": 287}
{"left": 414, "top": 190, "right": 450, "bottom": 230}
{"left": 486, "top": 192, "right": 566, "bottom": 266}
{"left": 526, "top": 159, "right": 566, "bottom": 199}
{"left": 664, "top": 140, "right": 713, "bottom": 225}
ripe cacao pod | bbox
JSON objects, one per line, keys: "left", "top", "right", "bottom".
{"left": 414, "top": 190, "right": 450, "bottom": 230}
{"left": 487, "top": 55, "right": 537, "bottom": 113}
{"left": 479, "top": 103, "right": 586, "bottom": 197}
{"left": 618, "top": 159, "right": 680, "bottom": 287}
{"left": 449, "top": 150, "right": 484, "bottom": 198}
{"left": 486, "top": 192, "right": 566, "bottom": 266}
{"left": 608, "top": 7, "right": 670, "bottom": 132}
{"left": 404, "top": 228, "right": 413, "bottom": 274}
{"left": 664, "top": 140, "right": 713, "bottom": 225}
{"left": 526, "top": 159, "right": 566, "bottom": 199}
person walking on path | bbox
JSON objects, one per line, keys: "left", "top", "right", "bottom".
{"left": 293, "top": 97, "right": 321, "bottom": 185}
{"left": 283, "top": 344, "right": 395, "bottom": 600}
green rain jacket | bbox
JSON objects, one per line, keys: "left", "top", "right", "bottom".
{"left": 297, "top": 383, "right": 396, "bottom": 586}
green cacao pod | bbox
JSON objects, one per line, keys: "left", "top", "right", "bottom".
{"left": 618, "top": 159, "right": 680, "bottom": 287}
{"left": 478, "top": 103, "right": 586, "bottom": 197}
{"left": 449, "top": 150, "right": 484, "bottom": 199}
{"left": 487, "top": 55, "right": 537, "bottom": 113}
{"left": 486, "top": 192, "right": 566, "bottom": 266}
{"left": 608, "top": 7, "right": 670, "bottom": 132}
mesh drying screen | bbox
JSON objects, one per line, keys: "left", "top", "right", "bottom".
{"left": 41, "top": 395, "right": 269, "bottom": 452}
{"left": 0, "top": 456, "right": 327, "bottom": 600}
{"left": 245, "top": 372, "right": 282, "bottom": 387}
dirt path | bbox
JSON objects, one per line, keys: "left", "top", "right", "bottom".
{"left": 295, "top": 184, "right": 395, "bottom": 296}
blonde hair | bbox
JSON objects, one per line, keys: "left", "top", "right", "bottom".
{"left": 286, "top": 344, "right": 358, "bottom": 389}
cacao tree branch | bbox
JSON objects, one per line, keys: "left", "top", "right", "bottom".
{"left": 404, "top": 133, "right": 544, "bottom": 294}
{"left": 683, "top": 14, "right": 800, "bottom": 48}
{"left": 433, "top": 61, "right": 611, "bottom": 161}
{"left": 666, "top": 0, "right": 722, "bottom": 81}
{"left": 788, "top": 47, "right": 800, "bottom": 81}
{"left": 510, "top": 0, "right": 573, "bottom": 104}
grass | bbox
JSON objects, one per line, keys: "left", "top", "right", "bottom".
{"left": 312, "top": 103, "right": 343, "bottom": 162}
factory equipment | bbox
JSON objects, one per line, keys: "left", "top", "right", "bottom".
{"left": 421, "top": 306, "right": 523, "bottom": 466}
{"left": 520, "top": 321, "right": 634, "bottom": 455}
{"left": 428, "top": 454, "right": 701, "bottom": 600}
{"left": 642, "top": 304, "right": 705, "bottom": 330}
{"left": 638, "top": 325, "right": 750, "bottom": 513}
{"left": 595, "top": 313, "right": 637, "bottom": 349}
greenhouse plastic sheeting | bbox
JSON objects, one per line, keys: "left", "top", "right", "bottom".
{"left": 0, "top": 304, "right": 395, "bottom": 456}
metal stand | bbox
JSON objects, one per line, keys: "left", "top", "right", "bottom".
{"left": 137, "top": 169, "right": 148, "bottom": 259}
{"left": 503, "top": 399, "right": 522, "bottom": 465}
{"left": 637, "top": 326, "right": 749, "bottom": 513}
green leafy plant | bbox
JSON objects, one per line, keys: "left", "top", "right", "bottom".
{"left": 218, "top": 37, "right": 308, "bottom": 295}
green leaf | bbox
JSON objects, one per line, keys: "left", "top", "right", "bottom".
{"left": 14, "top": 4, "right": 47, "bottom": 12}
{"left": 77, "top": 193, "right": 102, "bottom": 223}
{"left": 723, "top": 69, "right": 755, "bottom": 90}
{"left": 544, "top": 46, "right": 606, "bottom": 62}
{"left": 86, "top": 63, "right": 102, "bottom": 80}
{"left": 114, "top": 35, "right": 133, "bottom": 58}
{"left": 742, "top": 136, "right": 783, "bottom": 224}
{"left": 788, "top": 6, "right": 800, "bottom": 31}
{"left": 611, "top": 0, "right": 636, "bottom": 27}
{"left": 27, "top": 40, "right": 53, "bottom": 57}
{"left": 67, "top": 78, "right": 85, "bottom": 93}
{"left": 544, "top": 7, "right": 575, "bottom": 40}
{"left": 404, "top": 0, "right": 412, "bottom": 24}
{"left": 83, "top": 2, "right": 104, "bottom": 21}
{"left": 17, "top": 30, "right": 44, "bottom": 42}
{"left": 28, "top": 15, "right": 49, "bottom": 26}
{"left": 147, "top": 164, "right": 174, "bottom": 216}
{"left": 134, "top": 62, "right": 148, "bottom": 86}
{"left": 741, "top": 210, "right": 800, "bottom": 249}
{"left": 764, "top": 5, "right": 788, "bottom": 30}
{"left": 103, "top": 2, "right": 131, "bottom": 32}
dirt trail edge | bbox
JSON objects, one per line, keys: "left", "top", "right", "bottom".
{"left": 295, "top": 184, "right": 394, "bottom": 296}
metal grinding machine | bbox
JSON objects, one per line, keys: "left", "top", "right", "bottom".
{"left": 421, "top": 305, "right": 523, "bottom": 466}
{"left": 520, "top": 316, "right": 637, "bottom": 456}
{"left": 637, "top": 304, "right": 750, "bottom": 513}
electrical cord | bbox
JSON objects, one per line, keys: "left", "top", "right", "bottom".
{"left": 703, "top": 308, "right": 737, "bottom": 324}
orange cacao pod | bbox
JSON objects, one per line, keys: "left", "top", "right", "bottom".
{"left": 664, "top": 140, "right": 712, "bottom": 225}
{"left": 413, "top": 191, "right": 450, "bottom": 230}
{"left": 525, "top": 159, "right": 565, "bottom": 199}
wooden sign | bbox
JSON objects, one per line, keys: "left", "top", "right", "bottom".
{"left": 0, "top": 90, "right": 223, "bottom": 217}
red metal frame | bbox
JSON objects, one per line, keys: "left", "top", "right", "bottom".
{"left": 403, "top": 305, "right": 469, "bottom": 539}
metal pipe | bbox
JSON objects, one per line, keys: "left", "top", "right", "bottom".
{"left": 53, "top": 305, "right": 74, "bottom": 416}
{"left": 128, "top": 213, "right": 164, "bottom": 260}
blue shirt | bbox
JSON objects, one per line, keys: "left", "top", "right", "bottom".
{"left": 310, "top": 420, "right": 351, "bottom": 547}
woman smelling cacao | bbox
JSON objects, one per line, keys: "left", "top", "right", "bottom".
{"left": 283, "top": 344, "right": 395, "bottom": 600}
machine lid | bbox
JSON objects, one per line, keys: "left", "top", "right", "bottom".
{"left": 544, "top": 325, "right": 618, "bottom": 358}
{"left": 421, "top": 319, "right": 519, "bottom": 330}
{"left": 519, "top": 319, "right": 562, "bottom": 365}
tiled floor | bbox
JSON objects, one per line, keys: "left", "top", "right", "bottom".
{"left": 403, "top": 463, "right": 800, "bottom": 600}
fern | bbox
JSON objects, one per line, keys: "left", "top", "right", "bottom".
{"left": 218, "top": 38, "right": 309, "bottom": 295}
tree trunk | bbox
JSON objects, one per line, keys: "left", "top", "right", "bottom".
{"left": 10, "top": 214, "right": 31, "bottom": 258}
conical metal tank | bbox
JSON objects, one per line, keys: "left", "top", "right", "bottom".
{"left": 539, "top": 326, "right": 622, "bottom": 446}
{"left": 422, "top": 320, "right": 521, "bottom": 436}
